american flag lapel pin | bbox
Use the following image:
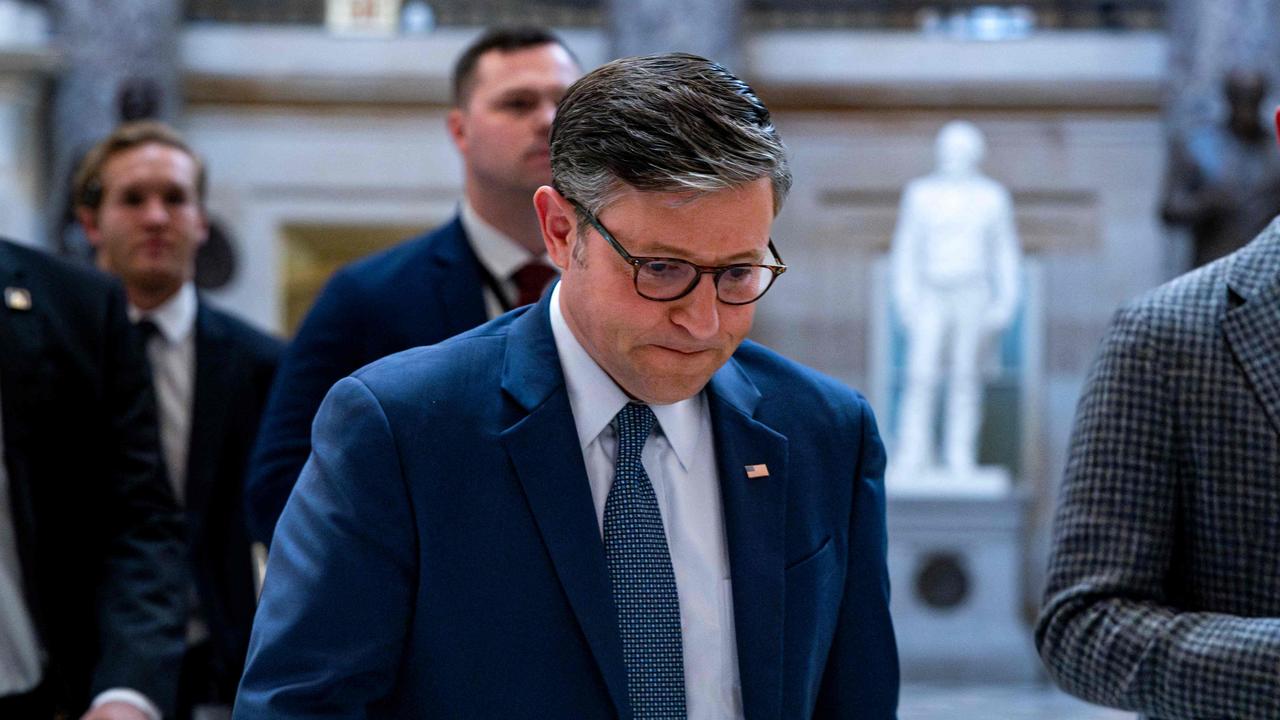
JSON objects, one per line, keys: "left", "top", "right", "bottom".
{"left": 744, "top": 464, "right": 769, "bottom": 479}
{"left": 4, "top": 287, "right": 31, "bottom": 311}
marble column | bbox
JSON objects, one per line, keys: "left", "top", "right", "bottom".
{"left": 605, "top": 0, "right": 743, "bottom": 71}
{"left": 47, "top": 0, "right": 181, "bottom": 257}
{"left": 0, "top": 46, "right": 57, "bottom": 247}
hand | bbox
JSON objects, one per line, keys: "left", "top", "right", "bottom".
{"left": 82, "top": 701, "right": 151, "bottom": 720}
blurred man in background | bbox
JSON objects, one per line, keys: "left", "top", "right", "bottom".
{"left": 245, "top": 26, "right": 581, "bottom": 544}
{"left": 0, "top": 237, "right": 186, "bottom": 720}
{"left": 76, "top": 121, "right": 281, "bottom": 720}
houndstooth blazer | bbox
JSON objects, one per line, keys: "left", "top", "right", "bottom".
{"left": 1037, "top": 218, "right": 1280, "bottom": 720}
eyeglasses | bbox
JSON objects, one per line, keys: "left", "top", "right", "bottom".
{"left": 570, "top": 201, "right": 787, "bottom": 305}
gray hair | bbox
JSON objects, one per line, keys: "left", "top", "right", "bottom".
{"left": 550, "top": 52, "right": 791, "bottom": 223}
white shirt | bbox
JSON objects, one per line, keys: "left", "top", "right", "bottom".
{"left": 549, "top": 284, "right": 744, "bottom": 719}
{"left": 129, "top": 282, "right": 197, "bottom": 506}
{"left": 459, "top": 201, "right": 555, "bottom": 317}
{"left": 0, "top": 383, "right": 43, "bottom": 697}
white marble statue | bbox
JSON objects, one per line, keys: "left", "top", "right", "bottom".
{"left": 889, "top": 120, "right": 1021, "bottom": 493}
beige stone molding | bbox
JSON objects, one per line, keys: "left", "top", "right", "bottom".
{"left": 0, "top": 44, "right": 59, "bottom": 77}
{"left": 748, "top": 31, "right": 1166, "bottom": 110}
{"left": 816, "top": 188, "right": 1100, "bottom": 254}
{"left": 181, "top": 25, "right": 1165, "bottom": 110}
{"left": 181, "top": 26, "right": 605, "bottom": 106}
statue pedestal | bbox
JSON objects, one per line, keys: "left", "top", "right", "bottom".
{"left": 886, "top": 492, "right": 1038, "bottom": 682}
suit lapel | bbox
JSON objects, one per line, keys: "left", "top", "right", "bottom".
{"left": 426, "top": 217, "right": 489, "bottom": 336}
{"left": 708, "top": 358, "right": 788, "bottom": 720}
{"left": 1223, "top": 227, "right": 1280, "bottom": 436}
{"left": 187, "top": 303, "right": 231, "bottom": 529}
{"left": 0, "top": 245, "right": 42, "bottom": 411}
{"left": 498, "top": 295, "right": 630, "bottom": 718}
{"left": 1223, "top": 299, "right": 1280, "bottom": 435}
{"left": 0, "top": 242, "right": 43, "bottom": 483}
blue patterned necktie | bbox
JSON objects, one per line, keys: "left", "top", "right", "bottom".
{"left": 604, "top": 403, "right": 687, "bottom": 719}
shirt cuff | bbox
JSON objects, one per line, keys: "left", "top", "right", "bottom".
{"left": 91, "top": 688, "right": 162, "bottom": 720}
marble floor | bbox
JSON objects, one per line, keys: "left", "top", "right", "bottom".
{"left": 900, "top": 684, "right": 1134, "bottom": 719}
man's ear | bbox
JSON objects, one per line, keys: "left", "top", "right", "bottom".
{"left": 447, "top": 108, "right": 467, "bottom": 155}
{"left": 534, "top": 186, "right": 577, "bottom": 271}
{"left": 77, "top": 206, "right": 112, "bottom": 272}
{"left": 77, "top": 206, "right": 102, "bottom": 248}
{"left": 1274, "top": 106, "right": 1280, "bottom": 147}
{"left": 195, "top": 207, "right": 210, "bottom": 248}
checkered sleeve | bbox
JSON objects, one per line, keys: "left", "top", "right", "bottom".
{"left": 1036, "top": 302, "right": 1280, "bottom": 720}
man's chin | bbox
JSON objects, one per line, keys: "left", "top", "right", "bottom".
{"left": 630, "top": 383, "right": 705, "bottom": 406}
{"left": 129, "top": 270, "right": 184, "bottom": 296}
{"left": 629, "top": 368, "right": 717, "bottom": 405}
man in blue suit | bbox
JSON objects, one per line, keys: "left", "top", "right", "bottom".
{"left": 244, "top": 26, "right": 581, "bottom": 544}
{"left": 236, "top": 53, "right": 898, "bottom": 719}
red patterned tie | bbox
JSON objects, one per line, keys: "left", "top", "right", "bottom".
{"left": 511, "top": 262, "right": 557, "bottom": 307}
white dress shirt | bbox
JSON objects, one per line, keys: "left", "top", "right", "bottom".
{"left": 549, "top": 284, "right": 744, "bottom": 719}
{"left": 459, "top": 201, "right": 555, "bottom": 318}
{"left": 0, "top": 384, "right": 44, "bottom": 697}
{"left": 129, "top": 282, "right": 196, "bottom": 506}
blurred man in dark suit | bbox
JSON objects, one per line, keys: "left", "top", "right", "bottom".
{"left": 1039, "top": 109, "right": 1280, "bottom": 718}
{"left": 75, "top": 121, "right": 281, "bottom": 720}
{"left": 0, "top": 238, "right": 186, "bottom": 720}
{"left": 245, "top": 26, "right": 580, "bottom": 544}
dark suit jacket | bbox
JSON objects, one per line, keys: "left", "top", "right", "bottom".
{"left": 245, "top": 217, "right": 486, "bottom": 543}
{"left": 0, "top": 239, "right": 186, "bottom": 716}
{"left": 1037, "top": 219, "right": 1280, "bottom": 719}
{"left": 235, "top": 293, "right": 899, "bottom": 719}
{"left": 186, "top": 302, "right": 280, "bottom": 701}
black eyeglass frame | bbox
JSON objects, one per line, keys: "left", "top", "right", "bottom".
{"left": 569, "top": 200, "right": 787, "bottom": 305}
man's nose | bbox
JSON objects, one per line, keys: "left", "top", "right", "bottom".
{"left": 141, "top": 197, "right": 168, "bottom": 224}
{"left": 670, "top": 274, "right": 720, "bottom": 340}
{"left": 535, "top": 99, "right": 557, "bottom": 134}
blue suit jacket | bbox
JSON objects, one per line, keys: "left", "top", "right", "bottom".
{"left": 245, "top": 217, "right": 487, "bottom": 543}
{"left": 235, "top": 293, "right": 899, "bottom": 719}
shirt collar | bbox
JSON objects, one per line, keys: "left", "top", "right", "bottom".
{"left": 460, "top": 200, "right": 549, "bottom": 282}
{"left": 548, "top": 283, "right": 704, "bottom": 471}
{"left": 128, "top": 282, "right": 196, "bottom": 344}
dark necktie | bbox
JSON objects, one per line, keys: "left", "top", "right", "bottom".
{"left": 134, "top": 318, "right": 160, "bottom": 355}
{"left": 511, "top": 261, "right": 557, "bottom": 307}
{"left": 603, "top": 403, "right": 687, "bottom": 719}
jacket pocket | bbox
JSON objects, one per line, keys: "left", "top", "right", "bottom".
{"left": 786, "top": 536, "right": 833, "bottom": 573}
